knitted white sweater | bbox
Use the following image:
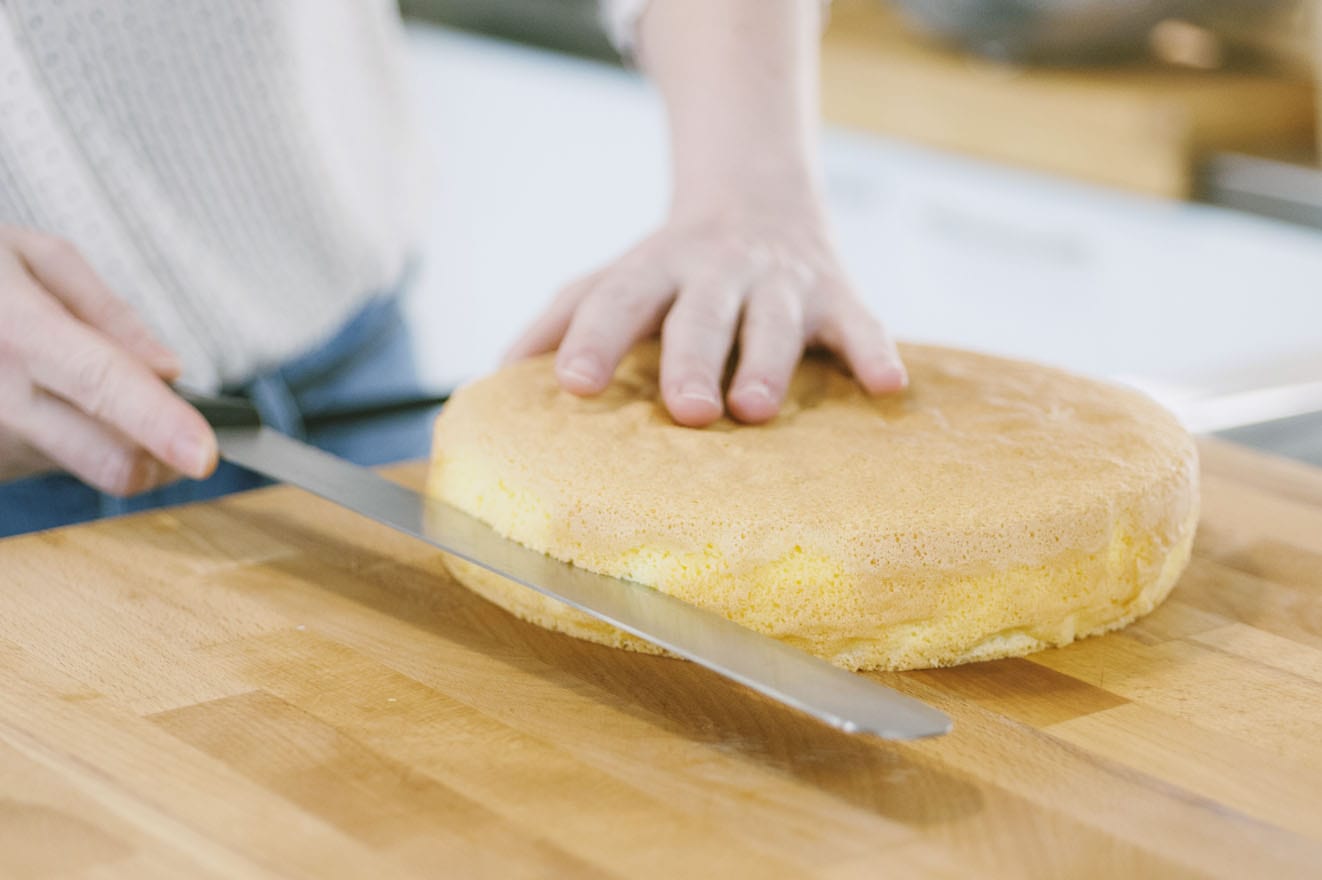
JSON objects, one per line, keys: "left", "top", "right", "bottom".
{"left": 0, "top": 0, "right": 647, "bottom": 389}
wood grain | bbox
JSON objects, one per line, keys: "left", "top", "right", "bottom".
{"left": 821, "top": 0, "right": 1317, "bottom": 197}
{"left": 0, "top": 437, "right": 1320, "bottom": 878}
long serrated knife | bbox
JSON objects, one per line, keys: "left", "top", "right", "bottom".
{"left": 182, "top": 390, "right": 951, "bottom": 740}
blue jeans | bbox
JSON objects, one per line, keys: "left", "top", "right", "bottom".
{"left": 0, "top": 295, "right": 444, "bottom": 538}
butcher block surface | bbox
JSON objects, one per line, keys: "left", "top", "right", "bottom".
{"left": 1, "top": 438, "right": 1320, "bottom": 878}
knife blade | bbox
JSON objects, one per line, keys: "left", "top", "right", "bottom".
{"left": 182, "top": 389, "right": 952, "bottom": 740}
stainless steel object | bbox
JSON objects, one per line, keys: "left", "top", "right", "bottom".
{"left": 889, "top": 0, "right": 1221, "bottom": 64}
{"left": 184, "top": 390, "right": 952, "bottom": 740}
{"left": 1200, "top": 152, "right": 1322, "bottom": 232}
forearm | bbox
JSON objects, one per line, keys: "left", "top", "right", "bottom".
{"left": 637, "top": 0, "right": 825, "bottom": 215}
{"left": 512, "top": 0, "right": 904, "bottom": 427}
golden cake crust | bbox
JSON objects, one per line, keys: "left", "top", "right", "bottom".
{"left": 428, "top": 342, "right": 1199, "bottom": 670}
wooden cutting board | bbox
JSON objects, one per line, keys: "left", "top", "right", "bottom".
{"left": 1, "top": 437, "right": 1320, "bottom": 878}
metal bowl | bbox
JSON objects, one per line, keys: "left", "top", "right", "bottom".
{"left": 889, "top": 0, "right": 1215, "bottom": 64}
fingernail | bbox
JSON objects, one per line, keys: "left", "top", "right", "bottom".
{"left": 144, "top": 339, "right": 181, "bottom": 372}
{"left": 171, "top": 431, "right": 216, "bottom": 478}
{"left": 559, "top": 355, "right": 601, "bottom": 388}
{"left": 872, "top": 362, "right": 909, "bottom": 392}
{"left": 156, "top": 350, "right": 182, "bottom": 374}
{"left": 678, "top": 381, "right": 720, "bottom": 408}
{"left": 137, "top": 457, "right": 161, "bottom": 492}
{"left": 734, "top": 381, "right": 774, "bottom": 406}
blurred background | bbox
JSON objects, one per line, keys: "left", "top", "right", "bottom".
{"left": 395, "top": 0, "right": 1322, "bottom": 463}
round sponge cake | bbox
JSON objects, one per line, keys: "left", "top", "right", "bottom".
{"left": 427, "top": 342, "right": 1199, "bottom": 671}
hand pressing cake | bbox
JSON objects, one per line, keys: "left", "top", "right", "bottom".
{"left": 427, "top": 342, "right": 1198, "bottom": 671}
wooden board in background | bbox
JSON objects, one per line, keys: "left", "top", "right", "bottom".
{"left": 821, "top": 0, "right": 1318, "bottom": 197}
{"left": 0, "top": 438, "right": 1320, "bottom": 878}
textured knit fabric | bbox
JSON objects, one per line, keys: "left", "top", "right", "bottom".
{"left": 0, "top": 0, "right": 428, "bottom": 388}
{"left": 601, "top": 0, "right": 832, "bottom": 58}
{"left": 600, "top": 0, "right": 652, "bottom": 56}
{"left": 0, "top": 1, "right": 651, "bottom": 389}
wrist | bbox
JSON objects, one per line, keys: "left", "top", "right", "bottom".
{"left": 670, "top": 154, "right": 825, "bottom": 223}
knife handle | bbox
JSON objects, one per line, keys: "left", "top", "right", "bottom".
{"left": 175, "top": 387, "right": 263, "bottom": 428}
